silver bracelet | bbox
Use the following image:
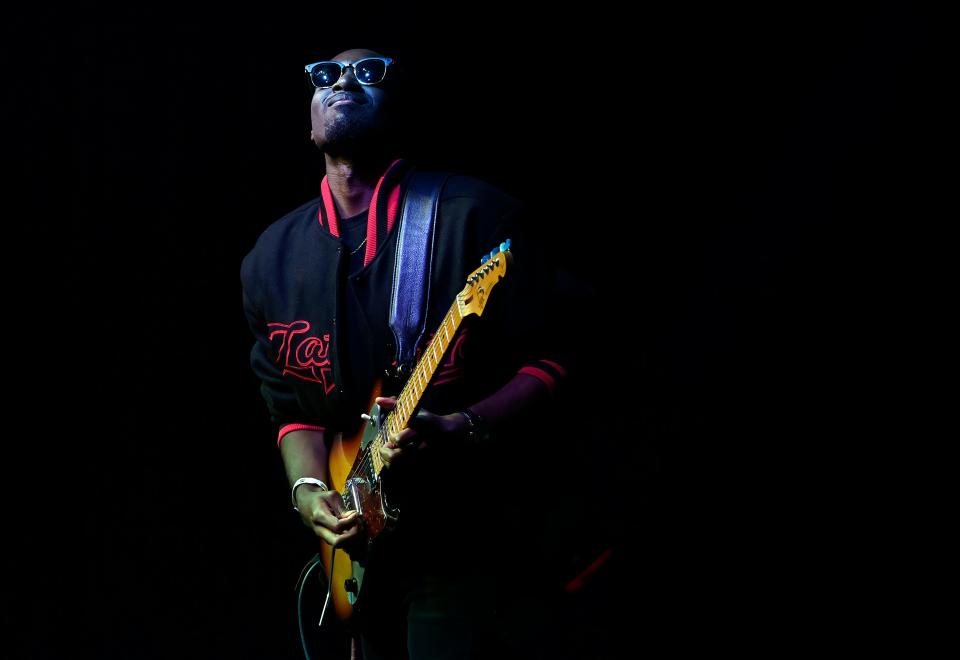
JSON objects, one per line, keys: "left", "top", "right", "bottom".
{"left": 291, "top": 477, "right": 329, "bottom": 512}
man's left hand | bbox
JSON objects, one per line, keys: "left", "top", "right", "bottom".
{"left": 375, "top": 397, "right": 467, "bottom": 468}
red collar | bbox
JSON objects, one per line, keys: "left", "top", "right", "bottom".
{"left": 318, "top": 158, "right": 408, "bottom": 267}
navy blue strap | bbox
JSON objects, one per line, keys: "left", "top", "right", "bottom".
{"left": 389, "top": 170, "right": 449, "bottom": 372}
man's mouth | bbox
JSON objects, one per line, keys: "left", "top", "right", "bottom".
{"left": 327, "top": 93, "right": 367, "bottom": 107}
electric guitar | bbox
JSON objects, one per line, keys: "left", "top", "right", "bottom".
{"left": 319, "top": 240, "right": 513, "bottom": 622}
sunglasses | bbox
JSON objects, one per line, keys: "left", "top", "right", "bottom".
{"left": 304, "top": 57, "right": 395, "bottom": 89}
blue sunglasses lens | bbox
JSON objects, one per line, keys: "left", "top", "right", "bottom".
{"left": 309, "top": 63, "right": 342, "bottom": 87}
{"left": 308, "top": 59, "right": 389, "bottom": 88}
{"left": 354, "top": 59, "right": 387, "bottom": 84}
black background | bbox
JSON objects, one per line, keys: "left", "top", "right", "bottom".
{"left": 7, "top": 2, "right": 939, "bottom": 658}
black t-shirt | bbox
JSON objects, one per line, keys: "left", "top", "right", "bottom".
{"left": 338, "top": 209, "right": 368, "bottom": 275}
{"left": 340, "top": 208, "right": 396, "bottom": 418}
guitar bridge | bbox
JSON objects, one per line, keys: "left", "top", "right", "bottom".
{"left": 344, "top": 477, "right": 369, "bottom": 517}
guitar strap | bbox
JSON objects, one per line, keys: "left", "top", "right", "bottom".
{"left": 389, "top": 169, "right": 449, "bottom": 375}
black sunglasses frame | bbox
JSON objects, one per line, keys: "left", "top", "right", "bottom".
{"left": 304, "top": 57, "right": 395, "bottom": 89}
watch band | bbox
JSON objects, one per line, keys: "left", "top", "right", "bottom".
{"left": 459, "top": 408, "right": 489, "bottom": 445}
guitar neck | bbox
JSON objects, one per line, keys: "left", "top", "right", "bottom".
{"left": 368, "top": 298, "right": 466, "bottom": 476}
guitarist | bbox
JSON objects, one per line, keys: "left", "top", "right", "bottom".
{"left": 241, "top": 48, "right": 572, "bottom": 659}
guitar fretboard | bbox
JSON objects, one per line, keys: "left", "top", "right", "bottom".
{"left": 368, "top": 298, "right": 465, "bottom": 475}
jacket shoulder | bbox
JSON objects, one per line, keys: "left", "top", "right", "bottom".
{"left": 240, "top": 197, "right": 320, "bottom": 286}
{"left": 439, "top": 173, "right": 522, "bottom": 214}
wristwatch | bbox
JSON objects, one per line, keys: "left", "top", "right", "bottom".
{"left": 458, "top": 408, "right": 490, "bottom": 445}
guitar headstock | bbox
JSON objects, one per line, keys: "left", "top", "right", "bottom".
{"left": 457, "top": 239, "right": 512, "bottom": 318}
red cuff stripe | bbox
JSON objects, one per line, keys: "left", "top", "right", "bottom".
{"left": 518, "top": 366, "right": 557, "bottom": 394}
{"left": 277, "top": 423, "right": 326, "bottom": 447}
{"left": 540, "top": 359, "right": 568, "bottom": 378}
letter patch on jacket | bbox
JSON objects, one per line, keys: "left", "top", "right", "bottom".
{"left": 267, "top": 320, "right": 337, "bottom": 394}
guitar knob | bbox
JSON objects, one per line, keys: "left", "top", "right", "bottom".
{"left": 344, "top": 578, "right": 359, "bottom": 594}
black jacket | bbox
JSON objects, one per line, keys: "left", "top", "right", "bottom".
{"left": 241, "top": 170, "right": 569, "bottom": 443}
{"left": 241, "top": 167, "right": 578, "bottom": 564}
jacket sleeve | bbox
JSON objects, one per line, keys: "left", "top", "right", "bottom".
{"left": 476, "top": 200, "right": 590, "bottom": 398}
{"left": 241, "top": 278, "right": 327, "bottom": 446}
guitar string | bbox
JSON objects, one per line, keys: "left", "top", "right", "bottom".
{"left": 344, "top": 318, "right": 452, "bottom": 485}
{"left": 344, "top": 351, "right": 444, "bottom": 487}
{"left": 340, "top": 302, "right": 466, "bottom": 490}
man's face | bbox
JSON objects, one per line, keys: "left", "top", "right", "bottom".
{"left": 309, "top": 48, "right": 397, "bottom": 153}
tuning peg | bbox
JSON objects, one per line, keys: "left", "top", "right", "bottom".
{"left": 504, "top": 238, "right": 512, "bottom": 250}
{"left": 491, "top": 245, "right": 501, "bottom": 255}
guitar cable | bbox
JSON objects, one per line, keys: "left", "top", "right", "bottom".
{"left": 295, "top": 547, "right": 337, "bottom": 660}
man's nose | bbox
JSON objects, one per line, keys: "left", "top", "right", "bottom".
{"left": 332, "top": 66, "right": 363, "bottom": 92}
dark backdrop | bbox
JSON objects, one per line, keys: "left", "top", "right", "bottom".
{"left": 8, "top": 3, "right": 937, "bottom": 658}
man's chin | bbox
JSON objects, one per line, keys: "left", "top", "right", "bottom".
{"left": 321, "top": 126, "right": 391, "bottom": 158}
{"left": 325, "top": 110, "right": 377, "bottom": 137}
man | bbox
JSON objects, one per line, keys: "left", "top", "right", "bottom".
{"left": 241, "top": 48, "right": 572, "bottom": 659}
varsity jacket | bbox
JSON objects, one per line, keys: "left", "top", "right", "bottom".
{"left": 240, "top": 161, "right": 569, "bottom": 449}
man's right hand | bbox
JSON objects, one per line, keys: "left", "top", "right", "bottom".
{"left": 294, "top": 485, "right": 361, "bottom": 548}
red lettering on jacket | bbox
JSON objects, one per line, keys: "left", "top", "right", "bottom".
{"left": 267, "top": 320, "right": 337, "bottom": 394}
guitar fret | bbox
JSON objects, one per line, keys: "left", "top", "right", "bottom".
{"left": 337, "top": 257, "right": 508, "bottom": 496}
